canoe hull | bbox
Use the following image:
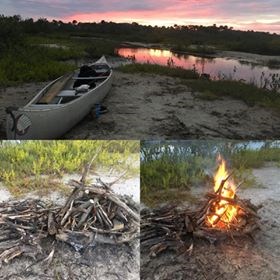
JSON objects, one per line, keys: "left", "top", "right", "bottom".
{"left": 6, "top": 69, "right": 113, "bottom": 140}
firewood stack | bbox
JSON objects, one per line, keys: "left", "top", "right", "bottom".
{"left": 0, "top": 174, "right": 139, "bottom": 265}
{"left": 55, "top": 179, "right": 139, "bottom": 248}
{"left": 141, "top": 175, "right": 262, "bottom": 257}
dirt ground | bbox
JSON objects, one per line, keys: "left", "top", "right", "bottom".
{"left": 0, "top": 239, "right": 139, "bottom": 280}
{"left": 1, "top": 71, "right": 280, "bottom": 139}
{"left": 141, "top": 164, "right": 280, "bottom": 280}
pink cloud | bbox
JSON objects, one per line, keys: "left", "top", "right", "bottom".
{"left": 4, "top": 0, "right": 280, "bottom": 33}
{"left": 63, "top": 8, "right": 280, "bottom": 34}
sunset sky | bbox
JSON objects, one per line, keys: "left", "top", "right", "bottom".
{"left": 2, "top": 0, "right": 280, "bottom": 33}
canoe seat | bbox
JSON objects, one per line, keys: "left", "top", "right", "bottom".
{"left": 57, "top": 90, "right": 76, "bottom": 97}
{"left": 73, "top": 79, "right": 96, "bottom": 89}
{"left": 38, "top": 74, "right": 72, "bottom": 104}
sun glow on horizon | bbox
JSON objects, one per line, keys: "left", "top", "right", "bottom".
{"left": 61, "top": 11, "right": 280, "bottom": 34}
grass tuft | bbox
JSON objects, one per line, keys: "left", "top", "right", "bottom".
{"left": 186, "top": 80, "right": 280, "bottom": 109}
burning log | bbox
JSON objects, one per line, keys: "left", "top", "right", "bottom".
{"left": 141, "top": 156, "right": 262, "bottom": 256}
{"left": 0, "top": 165, "right": 139, "bottom": 265}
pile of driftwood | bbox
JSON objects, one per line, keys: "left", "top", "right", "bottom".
{"left": 0, "top": 171, "right": 139, "bottom": 265}
{"left": 141, "top": 175, "right": 262, "bottom": 256}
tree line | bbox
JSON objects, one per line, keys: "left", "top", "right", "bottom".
{"left": 1, "top": 14, "right": 280, "bottom": 55}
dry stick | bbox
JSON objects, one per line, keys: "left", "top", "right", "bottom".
{"left": 212, "top": 206, "right": 229, "bottom": 226}
{"left": 96, "top": 202, "right": 113, "bottom": 228}
{"left": 96, "top": 170, "right": 128, "bottom": 191}
{"left": 69, "top": 180, "right": 140, "bottom": 223}
{"left": 235, "top": 180, "right": 244, "bottom": 192}
{"left": 96, "top": 209, "right": 104, "bottom": 227}
{"left": 216, "top": 171, "right": 234, "bottom": 196}
{"left": 47, "top": 212, "right": 57, "bottom": 235}
{"left": 206, "top": 193, "right": 259, "bottom": 218}
{"left": 107, "top": 170, "right": 128, "bottom": 187}
{"left": 80, "top": 147, "right": 102, "bottom": 184}
{"left": 61, "top": 200, "right": 74, "bottom": 226}
{"left": 60, "top": 150, "right": 101, "bottom": 218}
{"left": 0, "top": 246, "right": 23, "bottom": 263}
{"left": 77, "top": 199, "right": 95, "bottom": 229}
{"left": 59, "top": 188, "right": 81, "bottom": 218}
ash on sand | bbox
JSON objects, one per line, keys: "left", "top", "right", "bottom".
{"left": 141, "top": 164, "right": 280, "bottom": 280}
{"left": 0, "top": 177, "right": 140, "bottom": 280}
{"left": 0, "top": 239, "right": 139, "bottom": 280}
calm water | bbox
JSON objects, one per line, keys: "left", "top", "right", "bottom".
{"left": 116, "top": 47, "right": 280, "bottom": 87}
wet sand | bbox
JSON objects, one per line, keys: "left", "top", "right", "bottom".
{"left": 1, "top": 71, "right": 280, "bottom": 140}
{"left": 141, "top": 163, "right": 280, "bottom": 280}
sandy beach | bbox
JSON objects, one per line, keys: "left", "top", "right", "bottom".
{"left": 1, "top": 71, "right": 280, "bottom": 140}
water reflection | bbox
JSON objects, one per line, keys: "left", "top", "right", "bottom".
{"left": 116, "top": 47, "right": 280, "bottom": 87}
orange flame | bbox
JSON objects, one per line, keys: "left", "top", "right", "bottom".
{"left": 207, "top": 155, "right": 238, "bottom": 228}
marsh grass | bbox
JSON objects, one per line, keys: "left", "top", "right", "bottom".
{"left": 186, "top": 80, "right": 280, "bottom": 109}
{"left": 231, "top": 148, "right": 280, "bottom": 169}
{"left": 0, "top": 36, "right": 119, "bottom": 86}
{"left": 0, "top": 140, "right": 139, "bottom": 195}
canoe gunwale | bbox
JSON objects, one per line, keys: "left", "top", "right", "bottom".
{"left": 22, "top": 58, "right": 113, "bottom": 112}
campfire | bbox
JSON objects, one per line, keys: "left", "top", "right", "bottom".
{"left": 0, "top": 164, "right": 139, "bottom": 265}
{"left": 141, "top": 155, "right": 262, "bottom": 256}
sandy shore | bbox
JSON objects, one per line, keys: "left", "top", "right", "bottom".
{"left": 1, "top": 71, "right": 280, "bottom": 139}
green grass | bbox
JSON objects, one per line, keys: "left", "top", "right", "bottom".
{"left": 141, "top": 142, "right": 280, "bottom": 206}
{"left": 0, "top": 140, "right": 139, "bottom": 195}
{"left": 141, "top": 157, "right": 208, "bottom": 207}
{"left": 231, "top": 147, "right": 280, "bottom": 169}
{"left": 186, "top": 80, "right": 280, "bottom": 109}
{"left": 0, "top": 36, "right": 119, "bottom": 86}
{"left": 118, "top": 63, "right": 200, "bottom": 79}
